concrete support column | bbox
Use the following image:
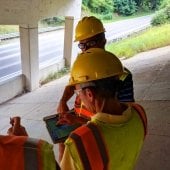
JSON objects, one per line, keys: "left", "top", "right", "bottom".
{"left": 19, "top": 24, "right": 39, "bottom": 91}
{"left": 63, "top": 16, "right": 80, "bottom": 67}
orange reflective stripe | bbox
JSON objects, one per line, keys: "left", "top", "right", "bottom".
{"left": 74, "top": 106, "right": 94, "bottom": 118}
{"left": 0, "top": 136, "right": 46, "bottom": 170}
{"left": 70, "top": 133, "right": 91, "bottom": 170}
{"left": 87, "top": 123, "right": 108, "bottom": 169}
{"left": 0, "top": 135, "right": 27, "bottom": 170}
{"left": 70, "top": 123, "right": 108, "bottom": 170}
{"left": 132, "top": 103, "right": 147, "bottom": 137}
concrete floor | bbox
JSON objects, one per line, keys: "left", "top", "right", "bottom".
{"left": 0, "top": 46, "right": 170, "bottom": 169}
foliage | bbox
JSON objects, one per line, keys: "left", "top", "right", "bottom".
{"left": 134, "top": 0, "right": 142, "bottom": 7}
{"left": 41, "top": 17, "right": 64, "bottom": 26}
{"left": 151, "top": 1, "right": 170, "bottom": 26}
{"left": 140, "top": 0, "right": 163, "bottom": 11}
{"left": 40, "top": 67, "right": 69, "bottom": 85}
{"left": 101, "top": 13, "right": 113, "bottom": 20}
{"left": 0, "top": 25, "right": 18, "bottom": 34}
{"left": 106, "top": 24, "right": 170, "bottom": 58}
{"left": 83, "top": 0, "right": 114, "bottom": 14}
{"left": 82, "top": 0, "right": 162, "bottom": 16}
{"left": 114, "top": 0, "right": 137, "bottom": 15}
{"left": 160, "top": 0, "right": 170, "bottom": 9}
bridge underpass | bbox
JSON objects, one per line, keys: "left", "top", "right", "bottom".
{"left": 0, "top": 0, "right": 82, "bottom": 103}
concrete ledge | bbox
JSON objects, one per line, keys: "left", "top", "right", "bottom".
{"left": 0, "top": 74, "right": 25, "bottom": 104}
{"left": 39, "top": 58, "right": 65, "bottom": 81}
{"left": 0, "top": 59, "right": 65, "bottom": 104}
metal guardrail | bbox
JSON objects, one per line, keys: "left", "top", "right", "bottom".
{"left": 106, "top": 24, "right": 151, "bottom": 43}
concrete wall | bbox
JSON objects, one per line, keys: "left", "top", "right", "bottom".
{"left": 0, "top": 59, "right": 65, "bottom": 104}
{"left": 0, "top": 75, "right": 25, "bottom": 104}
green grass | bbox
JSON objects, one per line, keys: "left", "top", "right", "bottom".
{"left": 106, "top": 24, "right": 170, "bottom": 58}
{"left": 40, "top": 67, "right": 70, "bottom": 85}
{"left": 0, "top": 25, "right": 19, "bottom": 35}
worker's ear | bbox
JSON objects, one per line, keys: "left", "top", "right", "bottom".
{"left": 84, "top": 88, "right": 94, "bottom": 102}
{"left": 99, "top": 38, "right": 106, "bottom": 48}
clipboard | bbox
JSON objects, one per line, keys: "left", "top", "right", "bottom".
{"left": 43, "top": 110, "right": 80, "bottom": 143}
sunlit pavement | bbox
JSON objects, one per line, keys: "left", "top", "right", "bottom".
{"left": 0, "top": 46, "right": 170, "bottom": 169}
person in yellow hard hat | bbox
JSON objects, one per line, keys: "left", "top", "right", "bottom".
{"left": 59, "top": 48, "right": 147, "bottom": 170}
{"left": 57, "top": 16, "right": 134, "bottom": 123}
{"left": 74, "top": 16, "right": 106, "bottom": 51}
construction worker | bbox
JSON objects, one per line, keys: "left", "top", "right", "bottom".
{"left": 57, "top": 16, "right": 135, "bottom": 163}
{"left": 57, "top": 16, "right": 134, "bottom": 122}
{"left": 59, "top": 48, "right": 147, "bottom": 170}
{"left": 0, "top": 117, "right": 59, "bottom": 170}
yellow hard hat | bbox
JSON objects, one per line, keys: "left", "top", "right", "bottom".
{"left": 69, "top": 48, "right": 127, "bottom": 86}
{"left": 74, "top": 16, "right": 105, "bottom": 42}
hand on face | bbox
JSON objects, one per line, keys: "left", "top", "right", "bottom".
{"left": 57, "top": 100, "right": 69, "bottom": 114}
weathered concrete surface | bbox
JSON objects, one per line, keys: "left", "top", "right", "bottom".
{"left": 121, "top": 46, "right": 170, "bottom": 170}
{"left": 0, "top": 0, "right": 82, "bottom": 25}
{"left": 0, "top": 46, "right": 170, "bottom": 168}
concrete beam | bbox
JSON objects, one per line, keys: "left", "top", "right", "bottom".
{"left": 0, "top": 0, "right": 82, "bottom": 25}
{"left": 19, "top": 24, "right": 39, "bottom": 91}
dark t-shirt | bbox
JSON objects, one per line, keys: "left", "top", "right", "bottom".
{"left": 118, "top": 67, "right": 135, "bottom": 102}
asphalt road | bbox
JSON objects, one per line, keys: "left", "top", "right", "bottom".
{"left": 0, "top": 15, "right": 152, "bottom": 80}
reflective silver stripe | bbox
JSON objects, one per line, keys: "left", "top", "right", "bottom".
{"left": 24, "top": 138, "right": 40, "bottom": 170}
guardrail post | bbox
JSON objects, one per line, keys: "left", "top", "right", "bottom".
{"left": 63, "top": 16, "right": 80, "bottom": 68}
{"left": 19, "top": 24, "right": 39, "bottom": 91}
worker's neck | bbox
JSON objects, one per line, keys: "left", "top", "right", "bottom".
{"left": 96, "top": 98, "right": 127, "bottom": 115}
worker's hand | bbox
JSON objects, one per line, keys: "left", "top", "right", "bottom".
{"left": 57, "top": 112, "right": 88, "bottom": 125}
{"left": 57, "top": 86, "right": 75, "bottom": 114}
{"left": 57, "top": 113, "right": 78, "bottom": 125}
{"left": 7, "top": 117, "right": 28, "bottom": 136}
{"left": 57, "top": 100, "right": 69, "bottom": 114}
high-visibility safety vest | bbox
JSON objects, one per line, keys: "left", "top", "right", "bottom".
{"left": 70, "top": 123, "right": 109, "bottom": 170}
{"left": 74, "top": 101, "right": 147, "bottom": 137}
{"left": 0, "top": 135, "right": 57, "bottom": 170}
{"left": 131, "top": 103, "right": 147, "bottom": 137}
{"left": 68, "top": 103, "right": 147, "bottom": 170}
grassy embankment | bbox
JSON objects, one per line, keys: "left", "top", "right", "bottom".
{"left": 0, "top": 25, "right": 18, "bottom": 34}
{"left": 41, "top": 24, "right": 170, "bottom": 84}
{"left": 106, "top": 24, "right": 170, "bottom": 58}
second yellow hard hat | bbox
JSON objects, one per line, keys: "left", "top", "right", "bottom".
{"left": 69, "top": 48, "right": 127, "bottom": 86}
{"left": 74, "top": 16, "right": 105, "bottom": 42}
